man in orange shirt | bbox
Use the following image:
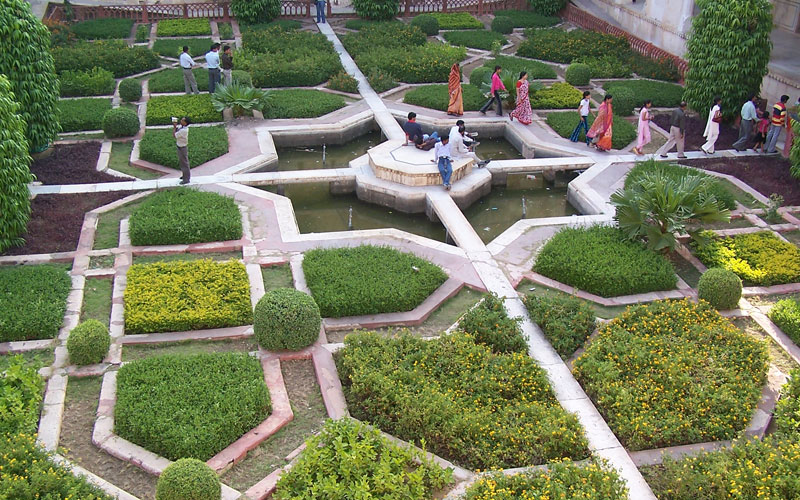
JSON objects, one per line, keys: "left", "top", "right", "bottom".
{"left": 765, "top": 94, "right": 790, "bottom": 155}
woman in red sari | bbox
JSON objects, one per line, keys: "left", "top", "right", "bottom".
{"left": 587, "top": 94, "right": 613, "bottom": 151}
{"left": 509, "top": 71, "right": 532, "bottom": 125}
{"left": 446, "top": 63, "right": 463, "bottom": 116}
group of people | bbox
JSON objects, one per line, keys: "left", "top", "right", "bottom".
{"left": 180, "top": 43, "right": 234, "bottom": 96}
{"left": 732, "top": 94, "right": 794, "bottom": 155}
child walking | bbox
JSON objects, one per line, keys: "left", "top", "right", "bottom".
{"left": 433, "top": 136, "right": 452, "bottom": 190}
{"left": 753, "top": 111, "right": 770, "bottom": 153}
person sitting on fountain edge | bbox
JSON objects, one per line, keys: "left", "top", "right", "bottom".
{"left": 449, "top": 120, "right": 488, "bottom": 167}
{"left": 403, "top": 112, "right": 439, "bottom": 150}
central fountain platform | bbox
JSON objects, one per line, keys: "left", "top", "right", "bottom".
{"left": 367, "top": 140, "right": 474, "bottom": 186}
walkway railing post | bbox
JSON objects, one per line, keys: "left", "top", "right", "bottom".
{"left": 142, "top": 1, "right": 149, "bottom": 23}
{"left": 223, "top": 3, "right": 230, "bottom": 22}
{"left": 443, "top": 0, "right": 448, "bottom": 14}
{"left": 405, "top": 0, "right": 411, "bottom": 17}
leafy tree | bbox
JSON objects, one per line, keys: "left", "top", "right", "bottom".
{"left": 790, "top": 119, "right": 800, "bottom": 179}
{"left": 684, "top": 0, "right": 772, "bottom": 119}
{"left": 0, "top": 0, "right": 61, "bottom": 151}
{"left": 231, "top": 0, "right": 280, "bottom": 25}
{"left": 352, "top": 0, "right": 399, "bottom": 20}
{"left": 528, "top": 0, "right": 566, "bottom": 15}
{"left": 611, "top": 165, "right": 730, "bottom": 252}
{"left": 0, "top": 75, "right": 35, "bottom": 253}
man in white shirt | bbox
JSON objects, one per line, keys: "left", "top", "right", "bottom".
{"left": 205, "top": 43, "right": 221, "bottom": 94}
{"left": 179, "top": 46, "right": 199, "bottom": 95}
{"left": 449, "top": 120, "right": 481, "bottom": 165}
{"left": 173, "top": 116, "right": 191, "bottom": 185}
{"left": 570, "top": 91, "right": 592, "bottom": 145}
{"left": 433, "top": 136, "right": 453, "bottom": 190}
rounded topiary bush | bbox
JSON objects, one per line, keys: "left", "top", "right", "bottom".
{"left": 609, "top": 86, "right": 636, "bottom": 116}
{"left": 491, "top": 16, "right": 514, "bottom": 35}
{"left": 232, "top": 69, "right": 252, "bottom": 87}
{"left": 67, "top": 319, "right": 111, "bottom": 366}
{"left": 698, "top": 268, "right": 743, "bottom": 310}
{"left": 156, "top": 458, "right": 220, "bottom": 500}
{"left": 119, "top": 78, "right": 142, "bottom": 102}
{"left": 254, "top": 288, "right": 321, "bottom": 351}
{"left": 565, "top": 63, "right": 591, "bottom": 86}
{"left": 103, "top": 107, "right": 140, "bottom": 138}
{"left": 411, "top": 14, "right": 439, "bottom": 36}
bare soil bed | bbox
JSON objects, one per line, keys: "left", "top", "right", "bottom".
{"left": 679, "top": 156, "right": 798, "bottom": 205}
{"left": 31, "top": 142, "right": 121, "bottom": 185}
{"left": 653, "top": 114, "right": 739, "bottom": 151}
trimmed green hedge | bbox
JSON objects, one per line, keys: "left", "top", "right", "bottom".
{"left": 603, "top": 79, "right": 685, "bottom": 108}
{"left": 624, "top": 161, "right": 735, "bottom": 210}
{"left": 152, "top": 37, "right": 213, "bottom": 58}
{"left": 327, "top": 70, "right": 359, "bottom": 94}
{"left": 0, "top": 264, "right": 71, "bottom": 342}
{"left": 458, "top": 294, "right": 526, "bottom": 353}
{"left": 57, "top": 97, "right": 112, "bottom": 132}
{"left": 218, "top": 21, "right": 234, "bottom": 40}
{"left": 116, "top": 352, "right": 270, "bottom": 461}
{"left": 156, "top": 18, "right": 212, "bottom": 37}
{"left": 480, "top": 55, "right": 557, "bottom": 80}
{"left": 493, "top": 9, "right": 561, "bottom": 28}
{"left": 524, "top": 294, "right": 596, "bottom": 358}
{"left": 134, "top": 23, "right": 150, "bottom": 43}
{"left": 148, "top": 68, "right": 209, "bottom": 93}
{"left": 157, "top": 459, "right": 220, "bottom": 500}
{"left": 138, "top": 125, "right": 228, "bottom": 168}
{"left": 693, "top": 231, "right": 800, "bottom": 286}
{"left": 356, "top": 44, "right": 465, "bottom": 83}
{"left": 67, "top": 319, "right": 110, "bottom": 365}
{"left": 491, "top": 16, "right": 514, "bottom": 34}
{"left": 103, "top": 107, "right": 140, "bottom": 138}
{"left": 403, "top": 84, "right": 484, "bottom": 111}
{"left": 337, "top": 331, "right": 589, "bottom": 469}
{"left": 429, "top": 12, "right": 483, "bottom": 29}
{"left": 146, "top": 94, "right": 222, "bottom": 125}
{"left": 52, "top": 41, "right": 160, "bottom": 78}
{"left": 533, "top": 225, "right": 677, "bottom": 297}
{"left": 768, "top": 299, "right": 800, "bottom": 346}
{"left": 128, "top": 188, "right": 242, "bottom": 246}
{"left": 343, "top": 19, "right": 401, "bottom": 30}
{"left": 411, "top": 14, "right": 439, "bottom": 35}
{"left": 240, "top": 19, "right": 302, "bottom": 31}
{"left": 545, "top": 111, "right": 637, "bottom": 150}
{"left": 253, "top": 288, "right": 321, "bottom": 351}
{"left": 565, "top": 63, "right": 591, "bottom": 86}
{"left": 0, "top": 356, "right": 44, "bottom": 436}
{"left": 518, "top": 28, "right": 631, "bottom": 64}
{"left": 530, "top": 82, "right": 582, "bottom": 109}
{"left": 124, "top": 259, "right": 252, "bottom": 334}
{"left": 574, "top": 55, "right": 632, "bottom": 79}
{"left": 71, "top": 18, "right": 134, "bottom": 40}
{"left": 262, "top": 89, "right": 346, "bottom": 118}
{"left": 442, "top": 30, "right": 507, "bottom": 50}
{"left": 58, "top": 67, "right": 116, "bottom": 97}
{"left": 119, "top": 78, "right": 142, "bottom": 102}
{"left": 303, "top": 245, "right": 448, "bottom": 317}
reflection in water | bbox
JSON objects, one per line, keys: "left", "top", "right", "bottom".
{"left": 276, "top": 130, "right": 382, "bottom": 171}
{"left": 464, "top": 172, "right": 579, "bottom": 243}
{"left": 474, "top": 138, "right": 525, "bottom": 161}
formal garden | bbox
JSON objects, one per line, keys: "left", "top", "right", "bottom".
{"left": 3, "top": 0, "right": 800, "bottom": 499}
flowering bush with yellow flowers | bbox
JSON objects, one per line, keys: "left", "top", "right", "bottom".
{"left": 0, "top": 356, "right": 44, "bottom": 437}
{"left": 774, "top": 368, "right": 800, "bottom": 436}
{"left": 0, "top": 433, "right": 113, "bottom": 499}
{"left": 573, "top": 299, "right": 768, "bottom": 450}
{"left": 336, "top": 331, "right": 589, "bottom": 469}
{"left": 464, "top": 459, "right": 628, "bottom": 500}
{"left": 124, "top": 259, "right": 252, "bottom": 334}
{"left": 457, "top": 294, "right": 527, "bottom": 354}
{"left": 693, "top": 230, "right": 800, "bottom": 286}
{"left": 643, "top": 436, "right": 800, "bottom": 499}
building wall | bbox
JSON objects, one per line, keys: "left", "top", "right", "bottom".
{"left": 772, "top": 0, "right": 800, "bottom": 32}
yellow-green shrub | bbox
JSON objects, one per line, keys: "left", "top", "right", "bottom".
{"left": 693, "top": 231, "right": 800, "bottom": 286}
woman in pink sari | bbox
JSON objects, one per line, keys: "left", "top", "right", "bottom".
{"left": 633, "top": 99, "right": 652, "bottom": 155}
{"left": 509, "top": 72, "right": 532, "bottom": 125}
{"left": 587, "top": 94, "right": 613, "bottom": 151}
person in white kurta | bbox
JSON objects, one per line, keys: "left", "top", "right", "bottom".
{"left": 701, "top": 97, "right": 722, "bottom": 155}
{"left": 449, "top": 124, "right": 479, "bottom": 162}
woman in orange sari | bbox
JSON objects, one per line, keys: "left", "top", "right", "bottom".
{"left": 586, "top": 94, "right": 613, "bottom": 151}
{"left": 447, "top": 63, "right": 463, "bottom": 116}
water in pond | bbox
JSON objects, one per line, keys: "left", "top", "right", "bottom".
{"left": 276, "top": 130, "right": 382, "bottom": 171}
{"left": 464, "top": 172, "right": 579, "bottom": 243}
{"left": 474, "top": 138, "right": 524, "bottom": 161}
{"left": 263, "top": 183, "right": 448, "bottom": 243}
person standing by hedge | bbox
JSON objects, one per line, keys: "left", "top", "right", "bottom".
{"left": 221, "top": 45, "right": 234, "bottom": 86}
{"left": 634, "top": 100, "right": 652, "bottom": 155}
{"left": 479, "top": 66, "right": 506, "bottom": 116}
{"left": 765, "top": 94, "right": 790, "bottom": 155}
{"left": 570, "top": 91, "right": 592, "bottom": 145}
{"left": 180, "top": 46, "right": 199, "bottom": 95}
{"left": 447, "top": 63, "right": 463, "bottom": 116}
{"left": 701, "top": 97, "right": 722, "bottom": 155}
{"left": 733, "top": 94, "right": 758, "bottom": 152}
{"left": 657, "top": 101, "right": 688, "bottom": 159}
{"left": 205, "top": 43, "right": 221, "bottom": 94}
{"left": 316, "top": 0, "right": 327, "bottom": 23}
{"left": 173, "top": 116, "right": 191, "bottom": 185}
{"left": 586, "top": 94, "right": 613, "bottom": 152}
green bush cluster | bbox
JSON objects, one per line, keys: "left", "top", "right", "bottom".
{"left": 530, "top": 82, "right": 582, "bottom": 109}
{"left": 352, "top": 0, "right": 399, "bottom": 20}
{"left": 261, "top": 89, "right": 346, "bottom": 118}
{"left": 337, "top": 331, "right": 589, "bottom": 469}
{"left": 411, "top": 14, "right": 439, "bottom": 35}
{"left": 134, "top": 23, "right": 150, "bottom": 43}
{"left": 545, "top": 111, "right": 637, "bottom": 150}
{"left": 575, "top": 299, "right": 768, "bottom": 450}
{"left": 469, "top": 66, "right": 492, "bottom": 87}
{"left": 403, "top": 84, "right": 484, "bottom": 111}
{"left": 603, "top": 79, "right": 685, "bottom": 108}
{"left": 217, "top": 21, "right": 234, "bottom": 40}
{"left": 528, "top": 0, "right": 566, "bottom": 15}
{"left": 429, "top": 12, "right": 483, "bottom": 29}
{"left": 274, "top": 419, "right": 452, "bottom": 499}
{"left": 119, "top": 78, "right": 142, "bottom": 102}
{"left": 138, "top": 125, "right": 228, "bottom": 169}
{"left": 231, "top": 0, "right": 281, "bottom": 25}
{"left": 67, "top": 319, "right": 111, "bottom": 365}
{"left": 693, "top": 231, "right": 800, "bottom": 286}
{"left": 491, "top": 16, "right": 514, "bottom": 34}
{"left": 367, "top": 67, "right": 398, "bottom": 93}
{"left": 102, "top": 107, "right": 140, "bottom": 138}
{"left": 57, "top": 97, "right": 111, "bottom": 132}
{"left": 152, "top": 37, "right": 213, "bottom": 58}
{"left": 458, "top": 294, "right": 526, "bottom": 353}
{"left": 443, "top": 30, "right": 507, "bottom": 51}
{"left": 493, "top": 9, "right": 561, "bottom": 28}
{"left": 0, "top": 265, "right": 71, "bottom": 342}
{"left": 565, "top": 63, "right": 591, "bottom": 86}
{"left": 156, "top": 458, "right": 220, "bottom": 500}
{"left": 480, "top": 55, "right": 557, "bottom": 80}
{"left": 768, "top": 298, "right": 800, "bottom": 346}
{"left": 343, "top": 19, "right": 400, "bottom": 30}
{"left": 146, "top": 94, "right": 222, "bottom": 125}
{"left": 128, "top": 188, "right": 241, "bottom": 246}
{"left": 518, "top": 28, "right": 630, "bottom": 64}
{"left": 0, "top": 356, "right": 44, "bottom": 436}
{"left": 774, "top": 368, "right": 800, "bottom": 435}
{"left": 533, "top": 225, "right": 676, "bottom": 297}
{"left": 156, "top": 18, "right": 211, "bottom": 37}
{"left": 116, "top": 352, "right": 270, "bottom": 460}
{"left": 253, "top": 288, "right": 321, "bottom": 351}
{"left": 241, "top": 19, "right": 302, "bottom": 31}
{"left": 58, "top": 67, "right": 116, "bottom": 97}
{"left": 524, "top": 294, "right": 596, "bottom": 358}
{"left": 574, "top": 55, "right": 632, "bottom": 79}
{"left": 148, "top": 68, "right": 209, "bottom": 93}
{"left": 629, "top": 52, "right": 681, "bottom": 82}
{"left": 52, "top": 41, "right": 160, "bottom": 78}
{"left": 124, "top": 259, "right": 252, "bottom": 334}
{"left": 465, "top": 460, "right": 628, "bottom": 500}
{"left": 0, "top": 433, "right": 113, "bottom": 499}
{"left": 327, "top": 70, "right": 359, "bottom": 94}
{"left": 697, "top": 268, "right": 743, "bottom": 310}
{"left": 624, "top": 161, "right": 735, "bottom": 210}
{"left": 303, "top": 245, "right": 447, "bottom": 318}
{"left": 71, "top": 18, "right": 134, "bottom": 39}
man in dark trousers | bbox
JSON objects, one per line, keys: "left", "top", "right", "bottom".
{"left": 657, "top": 101, "right": 688, "bottom": 159}
{"left": 221, "top": 45, "right": 234, "bottom": 86}
{"left": 733, "top": 94, "right": 759, "bottom": 151}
